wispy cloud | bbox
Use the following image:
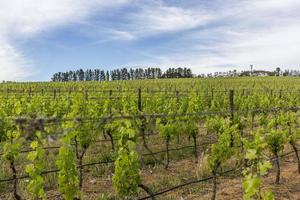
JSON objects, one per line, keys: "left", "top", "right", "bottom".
{"left": 125, "top": 1, "right": 214, "bottom": 36}
{"left": 99, "top": 0, "right": 214, "bottom": 40}
{"left": 123, "top": 0, "right": 300, "bottom": 73}
{"left": 89, "top": 0, "right": 215, "bottom": 41}
{"left": 0, "top": 0, "right": 131, "bottom": 81}
{"left": 0, "top": 0, "right": 131, "bottom": 37}
{"left": 0, "top": 36, "right": 33, "bottom": 81}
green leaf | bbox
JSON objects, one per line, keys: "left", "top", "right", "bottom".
{"left": 259, "top": 161, "right": 272, "bottom": 175}
{"left": 243, "top": 176, "right": 260, "bottom": 197}
{"left": 245, "top": 149, "right": 257, "bottom": 160}
{"left": 30, "top": 141, "right": 38, "bottom": 149}
{"left": 262, "top": 191, "right": 275, "bottom": 200}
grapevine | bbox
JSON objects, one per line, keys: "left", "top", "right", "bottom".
{"left": 242, "top": 128, "right": 274, "bottom": 200}
{"left": 25, "top": 131, "right": 46, "bottom": 200}
{"left": 112, "top": 120, "right": 140, "bottom": 199}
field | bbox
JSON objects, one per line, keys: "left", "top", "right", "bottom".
{"left": 0, "top": 77, "right": 300, "bottom": 200}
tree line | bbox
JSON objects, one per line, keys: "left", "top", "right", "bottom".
{"left": 51, "top": 67, "right": 193, "bottom": 82}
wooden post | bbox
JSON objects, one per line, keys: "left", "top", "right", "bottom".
{"left": 53, "top": 89, "right": 56, "bottom": 100}
{"left": 279, "top": 89, "right": 282, "bottom": 98}
{"left": 229, "top": 90, "right": 235, "bottom": 147}
{"left": 138, "top": 88, "right": 142, "bottom": 112}
{"left": 229, "top": 90, "right": 234, "bottom": 124}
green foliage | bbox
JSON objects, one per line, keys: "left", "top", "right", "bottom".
{"left": 104, "top": 120, "right": 122, "bottom": 138}
{"left": 207, "top": 117, "right": 240, "bottom": 144}
{"left": 2, "top": 130, "right": 21, "bottom": 162}
{"left": 258, "top": 114, "right": 269, "bottom": 127}
{"left": 208, "top": 125, "right": 237, "bottom": 171}
{"left": 180, "top": 121, "right": 198, "bottom": 137}
{"left": 0, "top": 78, "right": 300, "bottom": 199}
{"left": 112, "top": 120, "right": 140, "bottom": 198}
{"left": 158, "top": 121, "right": 178, "bottom": 141}
{"left": 56, "top": 132, "right": 80, "bottom": 200}
{"left": 265, "top": 129, "right": 287, "bottom": 155}
{"left": 242, "top": 129, "right": 274, "bottom": 200}
{"left": 25, "top": 138, "right": 46, "bottom": 200}
{"left": 278, "top": 112, "right": 300, "bottom": 144}
{"left": 206, "top": 116, "right": 224, "bottom": 134}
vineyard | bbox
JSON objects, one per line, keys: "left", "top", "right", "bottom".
{"left": 0, "top": 77, "right": 300, "bottom": 200}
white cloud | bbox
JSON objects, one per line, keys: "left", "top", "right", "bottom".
{"left": 0, "top": 0, "right": 131, "bottom": 37}
{"left": 0, "top": 0, "right": 131, "bottom": 81}
{"left": 91, "top": 1, "right": 214, "bottom": 41}
{"left": 127, "top": 0, "right": 300, "bottom": 74}
{"left": 0, "top": 37, "right": 33, "bottom": 81}
{"left": 250, "top": 0, "right": 300, "bottom": 10}
{"left": 94, "top": 1, "right": 215, "bottom": 41}
{"left": 127, "top": 3, "right": 214, "bottom": 36}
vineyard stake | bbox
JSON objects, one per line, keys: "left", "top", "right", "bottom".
{"left": 229, "top": 90, "right": 234, "bottom": 147}
{"left": 138, "top": 88, "right": 142, "bottom": 111}
{"left": 53, "top": 89, "right": 56, "bottom": 100}
{"left": 229, "top": 90, "right": 234, "bottom": 124}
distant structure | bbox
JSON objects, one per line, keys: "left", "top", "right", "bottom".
{"left": 276, "top": 67, "right": 281, "bottom": 76}
{"left": 202, "top": 67, "right": 300, "bottom": 78}
{"left": 250, "top": 65, "right": 253, "bottom": 76}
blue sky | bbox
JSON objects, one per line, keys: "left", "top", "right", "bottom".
{"left": 0, "top": 0, "right": 300, "bottom": 81}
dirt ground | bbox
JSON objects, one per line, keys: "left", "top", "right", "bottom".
{"left": 161, "top": 154, "right": 300, "bottom": 200}
{"left": 1, "top": 135, "right": 299, "bottom": 200}
{"left": 80, "top": 151, "right": 300, "bottom": 200}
